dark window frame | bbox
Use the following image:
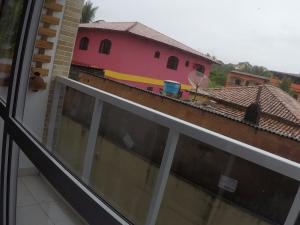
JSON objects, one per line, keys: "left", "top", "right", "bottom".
{"left": 99, "top": 39, "right": 112, "bottom": 55}
{"left": 154, "top": 51, "right": 160, "bottom": 59}
{"left": 235, "top": 79, "right": 241, "bottom": 85}
{"left": 195, "top": 64, "right": 205, "bottom": 74}
{"left": 79, "top": 37, "right": 89, "bottom": 50}
{"left": 167, "top": 56, "right": 179, "bottom": 70}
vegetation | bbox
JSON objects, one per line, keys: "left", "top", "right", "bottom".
{"left": 0, "top": 0, "right": 23, "bottom": 52}
{"left": 209, "top": 64, "right": 234, "bottom": 88}
{"left": 279, "top": 77, "right": 296, "bottom": 96}
{"left": 235, "top": 62, "right": 272, "bottom": 77}
{"left": 81, "top": 1, "right": 99, "bottom": 23}
{"left": 208, "top": 62, "right": 272, "bottom": 88}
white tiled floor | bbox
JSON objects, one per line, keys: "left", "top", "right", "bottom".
{"left": 17, "top": 175, "right": 86, "bottom": 225}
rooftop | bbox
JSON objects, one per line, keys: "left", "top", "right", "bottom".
{"left": 230, "top": 70, "right": 270, "bottom": 80}
{"left": 79, "top": 21, "right": 219, "bottom": 63}
{"left": 271, "top": 70, "right": 300, "bottom": 79}
{"left": 189, "top": 85, "right": 300, "bottom": 140}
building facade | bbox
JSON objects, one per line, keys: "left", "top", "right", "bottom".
{"left": 72, "top": 21, "right": 218, "bottom": 94}
{"left": 225, "top": 70, "right": 270, "bottom": 87}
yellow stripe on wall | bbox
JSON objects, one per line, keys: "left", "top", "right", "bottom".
{"left": 104, "top": 70, "right": 192, "bottom": 90}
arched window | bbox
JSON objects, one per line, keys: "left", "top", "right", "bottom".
{"left": 167, "top": 56, "right": 179, "bottom": 70}
{"left": 79, "top": 37, "right": 89, "bottom": 50}
{"left": 99, "top": 39, "right": 112, "bottom": 54}
{"left": 154, "top": 51, "right": 160, "bottom": 58}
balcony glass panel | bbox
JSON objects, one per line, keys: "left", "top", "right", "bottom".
{"left": 156, "top": 134, "right": 299, "bottom": 225}
{"left": 52, "top": 87, "right": 94, "bottom": 176}
{"left": 89, "top": 102, "right": 169, "bottom": 225}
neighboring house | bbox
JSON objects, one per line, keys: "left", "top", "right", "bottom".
{"left": 189, "top": 85, "right": 300, "bottom": 142}
{"left": 270, "top": 70, "right": 300, "bottom": 100}
{"left": 71, "top": 21, "right": 218, "bottom": 94}
{"left": 225, "top": 70, "right": 270, "bottom": 87}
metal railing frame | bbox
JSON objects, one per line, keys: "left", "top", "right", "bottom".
{"left": 47, "top": 75, "right": 300, "bottom": 225}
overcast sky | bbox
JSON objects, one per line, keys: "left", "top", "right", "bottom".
{"left": 91, "top": 0, "right": 300, "bottom": 74}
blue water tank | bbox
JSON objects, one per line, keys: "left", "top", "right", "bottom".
{"left": 163, "top": 80, "right": 181, "bottom": 95}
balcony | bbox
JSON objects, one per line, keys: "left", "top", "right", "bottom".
{"left": 32, "top": 76, "right": 300, "bottom": 225}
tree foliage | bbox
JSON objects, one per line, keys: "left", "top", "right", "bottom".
{"left": 209, "top": 64, "right": 234, "bottom": 88}
{"left": 236, "top": 62, "right": 272, "bottom": 77}
{"left": 279, "top": 77, "right": 295, "bottom": 96}
{"left": 208, "top": 62, "right": 273, "bottom": 88}
{"left": 0, "top": 0, "right": 23, "bottom": 53}
{"left": 81, "top": 1, "right": 99, "bottom": 23}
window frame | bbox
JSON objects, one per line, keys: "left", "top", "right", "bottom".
{"left": 1, "top": 2, "right": 300, "bottom": 225}
{"left": 154, "top": 51, "right": 160, "bottom": 59}
{"left": 166, "top": 56, "right": 179, "bottom": 70}
{"left": 0, "top": 2, "right": 128, "bottom": 225}
{"left": 99, "top": 39, "right": 112, "bottom": 55}
{"left": 79, "top": 37, "right": 89, "bottom": 50}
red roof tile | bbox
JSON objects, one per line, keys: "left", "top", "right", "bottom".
{"left": 230, "top": 70, "right": 270, "bottom": 80}
{"left": 189, "top": 85, "right": 300, "bottom": 140}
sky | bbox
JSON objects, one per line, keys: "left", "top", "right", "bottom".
{"left": 91, "top": 0, "right": 300, "bottom": 74}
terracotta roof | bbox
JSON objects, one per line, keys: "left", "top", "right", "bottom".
{"left": 79, "top": 21, "right": 218, "bottom": 63}
{"left": 230, "top": 70, "right": 270, "bottom": 80}
{"left": 189, "top": 85, "right": 300, "bottom": 140}
{"left": 271, "top": 70, "right": 300, "bottom": 79}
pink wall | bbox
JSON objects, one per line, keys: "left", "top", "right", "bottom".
{"left": 72, "top": 29, "right": 213, "bottom": 91}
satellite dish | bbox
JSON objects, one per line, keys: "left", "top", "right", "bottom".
{"left": 188, "top": 70, "right": 209, "bottom": 89}
{"left": 188, "top": 70, "right": 209, "bottom": 101}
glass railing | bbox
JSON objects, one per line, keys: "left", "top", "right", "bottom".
{"left": 45, "top": 76, "right": 300, "bottom": 225}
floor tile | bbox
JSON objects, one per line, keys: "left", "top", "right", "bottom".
{"left": 17, "top": 175, "right": 86, "bottom": 225}
{"left": 17, "top": 179, "right": 37, "bottom": 207}
{"left": 41, "top": 200, "right": 84, "bottom": 225}
{"left": 16, "top": 204, "right": 54, "bottom": 225}
{"left": 21, "top": 175, "right": 59, "bottom": 203}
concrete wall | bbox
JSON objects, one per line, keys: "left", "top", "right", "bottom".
{"left": 72, "top": 29, "right": 213, "bottom": 92}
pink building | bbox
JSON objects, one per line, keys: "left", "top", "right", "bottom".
{"left": 72, "top": 21, "right": 218, "bottom": 95}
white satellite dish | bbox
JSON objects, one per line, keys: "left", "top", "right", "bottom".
{"left": 188, "top": 70, "right": 209, "bottom": 89}
{"left": 188, "top": 70, "right": 209, "bottom": 101}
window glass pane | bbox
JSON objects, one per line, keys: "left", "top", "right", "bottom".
{"left": 17, "top": 151, "right": 87, "bottom": 225}
{"left": 156, "top": 135, "right": 299, "bottom": 225}
{"left": 0, "top": 0, "right": 24, "bottom": 101}
{"left": 52, "top": 87, "right": 94, "bottom": 176}
{"left": 9, "top": 0, "right": 300, "bottom": 225}
{"left": 89, "top": 103, "right": 169, "bottom": 225}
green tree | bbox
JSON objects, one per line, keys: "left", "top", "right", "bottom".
{"left": 0, "top": 0, "right": 23, "bottom": 57}
{"left": 279, "top": 77, "right": 295, "bottom": 96}
{"left": 209, "top": 64, "right": 234, "bottom": 88}
{"left": 81, "top": 1, "right": 99, "bottom": 23}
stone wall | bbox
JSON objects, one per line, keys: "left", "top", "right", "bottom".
{"left": 42, "top": 0, "right": 83, "bottom": 143}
